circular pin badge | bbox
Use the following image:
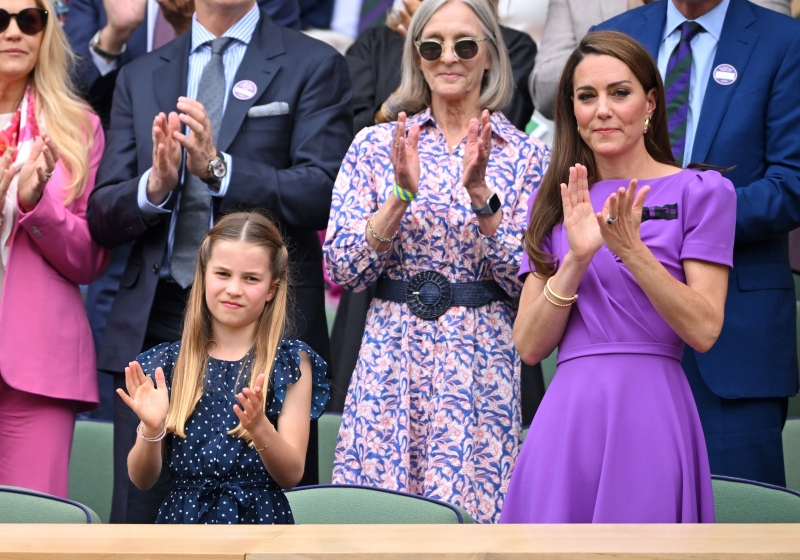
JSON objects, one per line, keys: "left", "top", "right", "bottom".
{"left": 232, "top": 80, "right": 258, "bottom": 100}
{"left": 713, "top": 64, "right": 737, "bottom": 86}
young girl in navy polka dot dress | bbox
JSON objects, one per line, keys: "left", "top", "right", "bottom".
{"left": 117, "top": 212, "right": 330, "bottom": 524}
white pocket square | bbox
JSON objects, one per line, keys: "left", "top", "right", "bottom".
{"left": 247, "top": 102, "right": 290, "bottom": 117}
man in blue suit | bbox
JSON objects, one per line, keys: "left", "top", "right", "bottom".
{"left": 86, "top": 0, "right": 352, "bottom": 522}
{"left": 594, "top": 0, "right": 800, "bottom": 486}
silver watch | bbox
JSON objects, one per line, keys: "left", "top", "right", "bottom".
{"left": 201, "top": 152, "right": 227, "bottom": 186}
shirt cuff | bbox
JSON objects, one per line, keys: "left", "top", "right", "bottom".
{"left": 210, "top": 152, "right": 232, "bottom": 198}
{"left": 90, "top": 48, "right": 119, "bottom": 77}
{"left": 137, "top": 169, "right": 172, "bottom": 220}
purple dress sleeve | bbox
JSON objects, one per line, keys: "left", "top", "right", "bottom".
{"left": 680, "top": 170, "right": 737, "bottom": 268}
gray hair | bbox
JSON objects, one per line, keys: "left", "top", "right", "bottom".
{"left": 384, "top": 0, "right": 513, "bottom": 119}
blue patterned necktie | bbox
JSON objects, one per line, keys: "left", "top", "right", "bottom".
{"left": 170, "top": 37, "right": 233, "bottom": 288}
{"left": 664, "top": 21, "right": 704, "bottom": 164}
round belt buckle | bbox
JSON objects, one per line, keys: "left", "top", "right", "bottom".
{"left": 406, "top": 270, "right": 452, "bottom": 320}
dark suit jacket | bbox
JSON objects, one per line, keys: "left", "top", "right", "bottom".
{"left": 345, "top": 24, "right": 537, "bottom": 134}
{"left": 64, "top": 0, "right": 302, "bottom": 128}
{"left": 86, "top": 11, "right": 353, "bottom": 373}
{"left": 594, "top": 0, "right": 800, "bottom": 398}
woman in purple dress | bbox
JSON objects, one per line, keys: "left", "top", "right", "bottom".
{"left": 500, "top": 31, "right": 736, "bottom": 523}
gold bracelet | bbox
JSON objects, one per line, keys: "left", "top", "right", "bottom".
{"left": 543, "top": 286, "right": 574, "bottom": 307}
{"left": 545, "top": 276, "right": 578, "bottom": 303}
{"left": 253, "top": 422, "right": 276, "bottom": 452}
{"left": 367, "top": 215, "right": 398, "bottom": 244}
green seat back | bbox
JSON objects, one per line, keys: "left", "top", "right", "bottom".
{"left": 541, "top": 348, "right": 557, "bottom": 390}
{"left": 711, "top": 475, "right": 800, "bottom": 523}
{"left": 784, "top": 419, "right": 800, "bottom": 493}
{"left": 317, "top": 413, "right": 341, "bottom": 485}
{"left": 0, "top": 486, "right": 99, "bottom": 523}
{"left": 68, "top": 419, "right": 113, "bottom": 523}
{"left": 790, "top": 300, "right": 800, "bottom": 418}
{"left": 285, "top": 485, "right": 473, "bottom": 524}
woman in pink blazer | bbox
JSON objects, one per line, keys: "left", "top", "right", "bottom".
{"left": 0, "top": 0, "right": 108, "bottom": 498}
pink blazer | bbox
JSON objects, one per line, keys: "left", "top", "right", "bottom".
{"left": 0, "top": 112, "right": 109, "bottom": 410}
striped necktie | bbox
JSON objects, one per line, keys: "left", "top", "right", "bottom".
{"left": 358, "top": 0, "right": 394, "bottom": 34}
{"left": 664, "top": 21, "right": 704, "bottom": 165}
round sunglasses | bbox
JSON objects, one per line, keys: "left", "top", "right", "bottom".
{"left": 414, "top": 37, "right": 488, "bottom": 62}
{"left": 0, "top": 8, "right": 48, "bottom": 36}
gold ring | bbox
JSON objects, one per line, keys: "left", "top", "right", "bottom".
{"left": 197, "top": 133, "right": 205, "bottom": 142}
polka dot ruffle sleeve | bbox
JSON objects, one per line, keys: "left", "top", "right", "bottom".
{"left": 267, "top": 340, "right": 330, "bottom": 420}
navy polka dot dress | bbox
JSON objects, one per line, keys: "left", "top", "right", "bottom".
{"left": 135, "top": 340, "right": 330, "bottom": 524}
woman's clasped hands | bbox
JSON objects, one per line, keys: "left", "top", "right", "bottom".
{"left": 562, "top": 163, "right": 650, "bottom": 263}
{"left": 0, "top": 135, "right": 60, "bottom": 213}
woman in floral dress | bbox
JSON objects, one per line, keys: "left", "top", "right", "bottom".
{"left": 324, "top": 0, "right": 549, "bottom": 523}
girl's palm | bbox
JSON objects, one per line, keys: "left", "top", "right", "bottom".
{"left": 117, "top": 362, "right": 170, "bottom": 430}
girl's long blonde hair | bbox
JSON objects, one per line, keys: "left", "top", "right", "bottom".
{"left": 166, "top": 212, "right": 292, "bottom": 442}
{"left": 32, "top": 0, "right": 94, "bottom": 205}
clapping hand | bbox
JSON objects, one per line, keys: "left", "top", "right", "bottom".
{"left": 562, "top": 163, "right": 604, "bottom": 263}
{"left": 390, "top": 112, "right": 421, "bottom": 196}
{"left": 17, "top": 136, "right": 58, "bottom": 213}
{"left": 147, "top": 111, "right": 182, "bottom": 205}
{"left": 596, "top": 178, "right": 650, "bottom": 258}
{"left": 233, "top": 374, "right": 270, "bottom": 437}
{"left": 462, "top": 109, "right": 491, "bottom": 195}
{"left": 116, "top": 362, "right": 170, "bottom": 437}
{"left": 174, "top": 97, "right": 217, "bottom": 182}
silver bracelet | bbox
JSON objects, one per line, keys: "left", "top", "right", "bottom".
{"left": 137, "top": 421, "right": 167, "bottom": 442}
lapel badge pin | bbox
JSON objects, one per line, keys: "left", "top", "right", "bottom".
{"left": 713, "top": 64, "right": 737, "bottom": 86}
{"left": 232, "top": 80, "right": 258, "bottom": 100}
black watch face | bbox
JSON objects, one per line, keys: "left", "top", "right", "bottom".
{"left": 488, "top": 193, "right": 501, "bottom": 213}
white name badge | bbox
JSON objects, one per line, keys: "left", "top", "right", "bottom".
{"left": 232, "top": 80, "right": 258, "bottom": 100}
{"left": 713, "top": 64, "right": 737, "bottom": 86}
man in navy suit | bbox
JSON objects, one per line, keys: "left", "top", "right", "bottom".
{"left": 86, "top": 0, "right": 352, "bottom": 522}
{"left": 65, "top": 0, "right": 301, "bottom": 128}
{"left": 594, "top": 0, "right": 800, "bottom": 486}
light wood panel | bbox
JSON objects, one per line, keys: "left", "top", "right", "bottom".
{"left": 0, "top": 524, "right": 286, "bottom": 560}
{"left": 1, "top": 524, "right": 799, "bottom": 559}
{"left": 249, "top": 524, "right": 800, "bottom": 560}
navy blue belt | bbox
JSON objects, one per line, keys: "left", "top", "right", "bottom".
{"left": 375, "top": 271, "right": 508, "bottom": 320}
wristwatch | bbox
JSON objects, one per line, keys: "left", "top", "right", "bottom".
{"left": 89, "top": 30, "right": 126, "bottom": 61}
{"left": 471, "top": 191, "right": 502, "bottom": 216}
{"left": 201, "top": 152, "right": 227, "bottom": 187}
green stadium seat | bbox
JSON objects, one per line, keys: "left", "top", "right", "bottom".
{"left": 711, "top": 475, "right": 800, "bottom": 522}
{"left": 68, "top": 419, "right": 113, "bottom": 524}
{"left": 540, "top": 348, "right": 557, "bottom": 390}
{"left": 318, "top": 413, "right": 342, "bottom": 485}
{"left": 285, "top": 484, "right": 473, "bottom": 524}
{"left": 784, "top": 418, "right": 800, "bottom": 493}
{"left": 0, "top": 486, "right": 99, "bottom": 523}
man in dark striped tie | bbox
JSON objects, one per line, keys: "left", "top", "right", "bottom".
{"left": 594, "top": 0, "right": 800, "bottom": 488}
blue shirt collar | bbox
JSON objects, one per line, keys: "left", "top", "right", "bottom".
{"left": 663, "top": 0, "right": 730, "bottom": 42}
{"left": 191, "top": 3, "right": 260, "bottom": 53}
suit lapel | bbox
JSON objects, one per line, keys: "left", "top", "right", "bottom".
{"left": 635, "top": 1, "right": 668, "bottom": 59}
{"left": 690, "top": 0, "right": 756, "bottom": 164}
{"left": 217, "top": 15, "right": 284, "bottom": 153}
{"left": 152, "top": 32, "right": 191, "bottom": 115}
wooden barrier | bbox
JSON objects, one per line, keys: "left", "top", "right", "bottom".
{"left": 0, "top": 523, "right": 799, "bottom": 559}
